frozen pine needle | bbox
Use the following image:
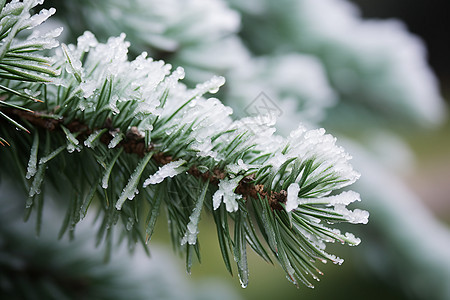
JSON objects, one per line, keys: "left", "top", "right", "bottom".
{"left": 143, "top": 160, "right": 187, "bottom": 187}
{"left": 0, "top": 0, "right": 369, "bottom": 290}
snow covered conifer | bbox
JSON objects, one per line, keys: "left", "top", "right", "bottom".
{"left": 0, "top": 0, "right": 368, "bottom": 292}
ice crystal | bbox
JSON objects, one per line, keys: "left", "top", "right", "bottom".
{"left": 297, "top": 190, "right": 361, "bottom": 206}
{"left": 286, "top": 183, "right": 300, "bottom": 212}
{"left": 25, "top": 134, "right": 39, "bottom": 179}
{"left": 116, "top": 152, "right": 152, "bottom": 210}
{"left": 84, "top": 130, "right": 104, "bottom": 148}
{"left": 189, "top": 75, "right": 225, "bottom": 98}
{"left": 143, "top": 160, "right": 187, "bottom": 187}
{"left": 108, "top": 133, "right": 123, "bottom": 149}
{"left": 28, "top": 7, "right": 56, "bottom": 27}
{"left": 226, "top": 159, "right": 250, "bottom": 176}
{"left": 334, "top": 205, "right": 369, "bottom": 224}
{"left": 181, "top": 184, "right": 207, "bottom": 246}
{"left": 212, "top": 176, "right": 243, "bottom": 212}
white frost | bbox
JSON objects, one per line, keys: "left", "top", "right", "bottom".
{"left": 84, "top": 130, "right": 104, "bottom": 148}
{"left": 61, "top": 44, "right": 83, "bottom": 80}
{"left": 116, "top": 152, "right": 153, "bottom": 210}
{"left": 143, "top": 160, "right": 187, "bottom": 187}
{"left": 226, "top": 159, "right": 251, "bottom": 176}
{"left": 298, "top": 191, "right": 361, "bottom": 206}
{"left": 344, "top": 232, "right": 361, "bottom": 246}
{"left": 181, "top": 186, "right": 207, "bottom": 246}
{"left": 29, "top": 7, "right": 56, "bottom": 27}
{"left": 334, "top": 205, "right": 369, "bottom": 224}
{"left": 80, "top": 80, "right": 97, "bottom": 98}
{"left": 77, "top": 31, "right": 98, "bottom": 52}
{"left": 108, "top": 133, "right": 123, "bottom": 149}
{"left": 212, "top": 176, "right": 243, "bottom": 212}
{"left": 26, "top": 134, "right": 39, "bottom": 179}
{"left": 190, "top": 75, "right": 225, "bottom": 98}
{"left": 286, "top": 183, "right": 300, "bottom": 212}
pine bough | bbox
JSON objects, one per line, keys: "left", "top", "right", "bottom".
{"left": 0, "top": 0, "right": 368, "bottom": 288}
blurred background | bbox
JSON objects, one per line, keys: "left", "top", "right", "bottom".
{"left": 349, "top": 0, "right": 450, "bottom": 221}
{"left": 2, "top": 0, "right": 450, "bottom": 299}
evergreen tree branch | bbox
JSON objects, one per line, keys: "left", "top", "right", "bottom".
{"left": 1, "top": 105, "right": 292, "bottom": 209}
{"left": 0, "top": 0, "right": 368, "bottom": 288}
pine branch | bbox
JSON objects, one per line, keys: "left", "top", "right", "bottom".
{"left": 0, "top": 0, "right": 61, "bottom": 143}
{"left": 0, "top": 0, "right": 368, "bottom": 289}
{"left": 2, "top": 105, "right": 291, "bottom": 209}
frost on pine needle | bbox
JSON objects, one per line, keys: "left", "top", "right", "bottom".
{"left": 26, "top": 133, "right": 39, "bottom": 179}
{"left": 60, "top": 126, "right": 81, "bottom": 153}
{"left": 333, "top": 205, "right": 369, "bottom": 224}
{"left": 226, "top": 159, "right": 250, "bottom": 176}
{"left": 116, "top": 152, "right": 153, "bottom": 210}
{"left": 108, "top": 132, "right": 123, "bottom": 149}
{"left": 0, "top": 1, "right": 61, "bottom": 86}
{"left": 84, "top": 130, "right": 105, "bottom": 148}
{"left": 286, "top": 183, "right": 300, "bottom": 212}
{"left": 28, "top": 164, "right": 46, "bottom": 198}
{"left": 55, "top": 31, "right": 177, "bottom": 119}
{"left": 27, "top": 7, "right": 56, "bottom": 28}
{"left": 213, "top": 176, "right": 243, "bottom": 212}
{"left": 0, "top": 3, "right": 370, "bottom": 288}
{"left": 284, "top": 125, "right": 361, "bottom": 194}
{"left": 61, "top": 44, "right": 83, "bottom": 81}
{"left": 76, "top": 31, "right": 98, "bottom": 52}
{"left": 22, "top": 27, "right": 63, "bottom": 51}
{"left": 189, "top": 75, "right": 226, "bottom": 98}
{"left": 143, "top": 160, "right": 187, "bottom": 187}
{"left": 181, "top": 183, "right": 208, "bottom": 246}
{"left": 297, "top": 190, "right": 361, "bottom": 206}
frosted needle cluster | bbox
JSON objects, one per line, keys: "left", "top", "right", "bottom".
{"left": 0, "top": 0, "right": 368, "bottom": 290}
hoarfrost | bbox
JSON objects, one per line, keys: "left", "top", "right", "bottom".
{"left": 226, "top": 159, "right": 250, "bottom": 176}
{"left": 84, "top": 130, "right": 104, "bottom": 148}
{"left": 191, "top": 140, "right": 218, "bottom": 159}
{"left": 266, "top": 152, "right": 287, "bottom": 170}
{"left": 334, "top": 205, "right": 369, "bottom": 224}
{"left": 344, "top": 232, "right": 361, "bottom": 246}
{"left": 61, "top": 44, "right": 83, "bottom": 80}
{"left": 79, "top": 80, "right": 97, "bottom": 98}
{"left": 143, "top": 160, "right": 187, "bottom": 187}
{"left": 181, "top": 185, "right": 207, "bottom": 246}
{"left": 66, "top": 143, "right": 81, "bottom": 153}
{"left": 190, "top": 75, "right": 225, "bottom": 98}
{"left": 298, "top": 191, "right": 361, "bottom": 206}
{"left": 28, "top": 7, "right": 56, "bottom": 27}
{"left": 101, "top": 176, "right": 109, "bottom": 189}
{"left": 108, "top": 133, "right": 123, "bottom": 148}
{"left": 28, "top": 165, "right": 45, "bottom": 198}
{"left": 116, "top": 152, "right": 153, "bottom": 210}
{"left": 109, "top": 95, "right": 120, "bottom": 114}
{"left": 62, "top": 127, "right": 80, "bottom": 153}
{"left": 26, "top": 134, "right": 39, "bottom": 179}
{"left": 77, "top": 31, "right": 98, "bottom": 52}
{"left": 286, "top": 183, "right": 300, "bottom": 212}
{"left": 212, "top": 176, "right": 243, "bottom": 212}
{"left": 281, "top": 125, "right": 360, "bottom": 197}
